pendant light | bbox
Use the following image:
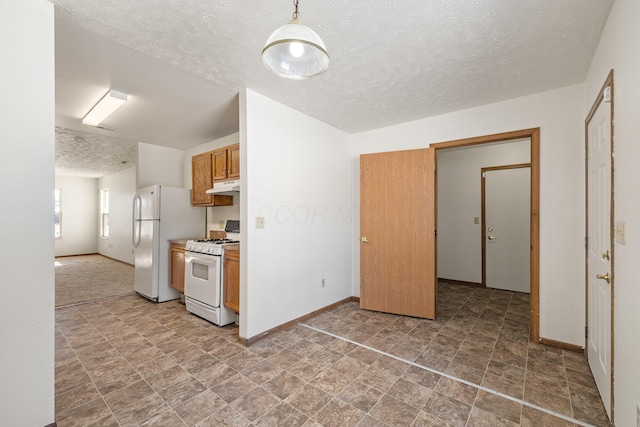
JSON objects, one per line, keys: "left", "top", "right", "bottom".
{"left": 262, "top": 0, "right": 329, "bottom": 80}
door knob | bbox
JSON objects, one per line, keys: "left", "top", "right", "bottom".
{"left": 361, "top": 237, "right": 370, "bottom": 243}
{"left": 596, "top": 272, "right": 611, "bottom": 284}
{"left": 487, "top": 235, "right": 497, "bottom": 240}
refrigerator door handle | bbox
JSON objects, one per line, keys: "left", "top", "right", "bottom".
{"left": 132, "top": 193, "right": 142, "bottom": 248}
{"left": 132, "top": 193, "right": 141, "bottom": 220}
{"left": 132, "top": 220, "right": 141, "bottom": 248}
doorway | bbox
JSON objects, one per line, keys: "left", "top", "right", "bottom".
{"left": 433, "top": 128, "right": 540, "bottom": 341}
{"left": 359, "top": 128, "right": 540, "bottom": 341}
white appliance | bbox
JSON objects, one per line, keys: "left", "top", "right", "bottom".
{"left": 132, "top": 185, "right": 205, "bottom": 302}
{"left": 184, "top": 220, "right": 239, "bottom": 326}
{"left": 206, "top": 179, "right": 240, "bottom": 194}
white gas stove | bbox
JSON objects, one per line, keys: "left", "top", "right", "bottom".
{"left": 183, "top": 220, "right": 239, "bottom": 326}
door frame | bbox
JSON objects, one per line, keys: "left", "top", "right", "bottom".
{"left": 481, "top": 163, "right": 532, "bottom": 288}
{"left": 584, "top": 69, "right": 615, "bottom": 422}
{"left": 432, "top": 128, "right": 540, "bottom": 342}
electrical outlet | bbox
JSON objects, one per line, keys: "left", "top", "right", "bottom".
{"left": 321, "top": 278, "right": 326, "bottom": 288}
{"left": 256, "top": 216, "right": 265, "bottom": 229}
{"left": 219, "top": 220, "right": 225, "bottom": 229}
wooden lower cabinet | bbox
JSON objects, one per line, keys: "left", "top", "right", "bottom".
{"left": 223, "top": 249, "right": 240, "bottom": 313}
{"left": 170, "top": 244, "right": 186, "bottom": 293}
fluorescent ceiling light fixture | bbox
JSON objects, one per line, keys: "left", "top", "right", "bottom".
{"left": 82, "top": 90, "right": 127, "bottom": 127}
{"left": 262, "top": 0, "right": 329, "bottom": 80}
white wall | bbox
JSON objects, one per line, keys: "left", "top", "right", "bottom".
{"left": 182, "top": 132, "right": 241, "bottom": 236}
{"left": 438, "top": 139, "right": 530, "bottom": 283}
{"left": 350, "top": 84, "right": 585, "bottom": 346}
{"left": 583, "top": 0, "right": 640, "bottom": 425}
{"left": 54, "top": 175, "right": 99, "bottom": 256}
{"left": 137, "top": 141, "right": 184, "bottom": 188}
{"left": 98, "top": 166, "right": 136, "bottom": 264}
{"left": 0, "top": 0, "right": 55, "bottom": 424}
{"left": 241, "top": 89, "right": 352, "bottom": 340}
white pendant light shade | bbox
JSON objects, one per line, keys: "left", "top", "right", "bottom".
{"left": 262, "top": 18, "right": 329, "bottom": 79}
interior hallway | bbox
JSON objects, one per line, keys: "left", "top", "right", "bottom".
{"left": 55, "top": 283, "right": 611, "bottom": 426}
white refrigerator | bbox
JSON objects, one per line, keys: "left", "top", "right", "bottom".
{"left": 132, "top": 185, "right": 205, "bottom": 302}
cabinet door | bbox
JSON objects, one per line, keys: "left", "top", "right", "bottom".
{"left": 192, "top": 152, "right": 213, "bottom": 205}
{"left": 170, "top": 246, "right": 186, "bottom": 293}
{"left": 228, "top": 144, "right": 240, "bottom": 180}
{"left": 212, "top": 148, "right": 228, "bottom": 182}
{"left": 223, "top": 250, "right": 240, "bottom": 313}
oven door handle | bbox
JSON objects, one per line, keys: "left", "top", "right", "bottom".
{"left": 185, "top": 252, "right": 219, "bottom": 266}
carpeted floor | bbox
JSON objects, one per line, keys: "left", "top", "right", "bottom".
{"left": 55, "top": 254, "right": 134, "bottom": 307}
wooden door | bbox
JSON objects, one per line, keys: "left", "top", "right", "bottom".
{"left": 191, "top": 152, "right": 213, "bottom": 205}
{"left": 483, "top": 166, "right": 531, "bottom": 293}
{"left": 360, "top": 148, "right": 436, "bottom": 319}
{"left": 587, "top": 86, "right": 613, "bottom": 420}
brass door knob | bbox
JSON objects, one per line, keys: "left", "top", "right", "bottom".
{"left": 487, "top": 235, "right": 497, "bottom": 240}
{"left": 361, "top": 237, "right": 370, "bottom": 243}
{"left": 596, "top": 273, "right": 611, "bottom": 284}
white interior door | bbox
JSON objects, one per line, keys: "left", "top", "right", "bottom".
{"left": 484, "top": 166, "right": 530, "bottom": 293}
{"left": 587, "top": 94, "right": 612, "bottom": 419}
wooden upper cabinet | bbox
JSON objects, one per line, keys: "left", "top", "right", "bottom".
{"left": 192, "top": 152, "right": 213, "bottom": 205}
{"left": 213, "top": 148, "right": 229, "bottom": 181}
{"left": 213, "top": 143, "right": 240, "bottom": 182}
{"left": 228, "top": 144, "right": 240, "bottom": 179}
{"left": 191, "top": 151, "right": 233, "bottom": 207}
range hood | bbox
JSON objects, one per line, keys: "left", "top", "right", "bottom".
{"left": 206, "top": 179, "right": 240, "bottom": 194}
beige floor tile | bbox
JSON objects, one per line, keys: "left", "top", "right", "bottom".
{"left": 313, "top": 398, "right": 365, "bottom": 427}
{"left": 55, "top": 284, "right": 608, "bottom": 427}
{"left": 423, "top": 392, "right": 472, "bottom": 427}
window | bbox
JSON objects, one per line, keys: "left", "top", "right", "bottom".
{"left": 54, "top": 188, "right": 62, "bottom": 238}
{"left": 100, "top": 188, "right": 110, "bottom": 238}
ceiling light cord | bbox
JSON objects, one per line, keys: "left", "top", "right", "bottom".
{"left": 292, "top": 0, "right": 299, "bottom": 19}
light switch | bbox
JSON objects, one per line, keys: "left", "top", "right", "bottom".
{"left": 256, "top": 216, "right": 265, "bottom": 229}
{"left": 616, "top": 221, "right": 626, "bottom": 245}
{"left": 474, "top": 217, "right": 480, "bottom": 224}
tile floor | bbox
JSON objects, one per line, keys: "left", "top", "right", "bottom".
{"left": 55, "top": 282, "right": 611, "bottom": 426}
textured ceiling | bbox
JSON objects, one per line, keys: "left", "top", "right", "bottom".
{"left": 52, "top": 0, "right": 613, "bottom": 177}
{"left": 55, "top": 127, "right": 137, "bottom": 178}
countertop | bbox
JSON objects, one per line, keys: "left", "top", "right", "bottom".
{"left": 168, "top": 238, "right": 197, "bottom": 246}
